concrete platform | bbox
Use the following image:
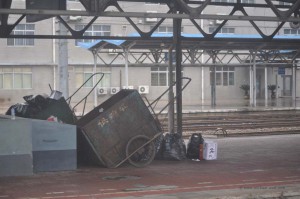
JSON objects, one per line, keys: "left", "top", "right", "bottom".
{"left": 0, "top": 134, "right": 300, "bottom": 199}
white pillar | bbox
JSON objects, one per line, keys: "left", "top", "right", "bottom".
{"left": 58, "top": 17, "right": 69, "bottom": 98}
{"left": 93, "top": 51, "right": 98, "bottom": 108}
{"left": 124, "top": 47, "right": 129, "bottom": 88}
{"left": 292, "top": 63, "right": 296, "bottom": 108}
{"left": 250, "top": 65, "right": 253, "bottom": 107}
{"left": 265, "top": 66, "right": 268, "bottom": 106}
{"left": 253, "top": 54, "right": 257, "bottom": 107}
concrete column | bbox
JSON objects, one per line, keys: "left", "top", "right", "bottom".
{"left": 58, "top": 17, "right": 69, "bottom": 98}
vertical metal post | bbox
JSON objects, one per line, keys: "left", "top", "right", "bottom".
{"left": 253, "top": 51, "right": 257, "bottom": 107}
{"left": 58, "top": 17, "right": 69, "bottom": 98}
{"left": 124, "top": 47, "right": 129, "bottom": 88}
{"left": 265, "top": 66, "right": 268, "bottom": 106}
{"left": 211, "top": 52, "right": 216, "bottom": 107}
{"left": 93, "top": 50, "right": 98, "bottom": 108}
{"left": 201, "top": 51, "right": 205, "bottom": 105}
{"left": 249, "top": 52, "right": 253, "bottom": 107}
{"left": 168, "top": 47, "right": 174, "bottom": 134}
{"left": 52, "top": 17, "right": 56, "bottom": 90}
{"left": 174, "top": 16, "right": 182, "bottom": 136}
{"left": 292, "top": 62, "right": 296, "bottom": 108}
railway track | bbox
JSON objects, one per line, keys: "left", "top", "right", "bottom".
{"left": 157, "top": 110, "right": 300, "bottom": 137}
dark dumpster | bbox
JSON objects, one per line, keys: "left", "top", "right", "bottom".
{"left": 76, "top": 89, "right": 162, "bottom": 168}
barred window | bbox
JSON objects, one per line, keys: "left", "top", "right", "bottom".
{"left": 75, "top": 24, "right": 111, "bottom": 46}
{"left": 151, "top": 66, "right": 182, "bottom": 86}
{"left": 212, "top": 0, "right": 253, "bottom": 2}
{"left": 210, "top": 66, "right": 235, "bottom": 86}
{"left": 241, "top": 0, "right": 254, "bottom": 3}
{"left": 152, "top": 26, "right": 183, "bottom": 34}
{"left": 0, "top": 67, "right": 32, "bottom": 89}
{"left": 7, "top": 24, "right": 35, "bottom": 46}
{"left": 209, "top": 27, "right": 235, "bottom": 34}
{"left": 212, "top": 0, "right": 235, "bottom": 3}
{"left": 284, "top": 29, "right": 300, "bottom": 35}
{"left": 75, "top": 66, "right": 111, "bottom": 88}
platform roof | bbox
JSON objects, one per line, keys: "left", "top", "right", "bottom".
{"left": 78, "top": 33, "right": 300, "bottom": 51}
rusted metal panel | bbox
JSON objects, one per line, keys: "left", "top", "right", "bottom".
{"left": 76, "top": 89, "right": 161, "bottom": 168}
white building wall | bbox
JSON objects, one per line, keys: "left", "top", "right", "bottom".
{"left": 0, "top": 1, "right": 299, "bottom": 113}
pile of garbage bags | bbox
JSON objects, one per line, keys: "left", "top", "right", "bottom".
{"left": 6, "top": 94, "right": 53, "bottom": 118}
{"left": 155, "top": 133, "right": 186, "bottom": 161}
{"left": 4, "top": 91, "right": 75, "bottom": 124}
{"left": 155, "top": 132, "right": 204, "bottom": 161}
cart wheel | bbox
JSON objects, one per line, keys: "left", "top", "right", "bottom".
{"left": 126, "top": 135, "right": 156, "bottom": 167}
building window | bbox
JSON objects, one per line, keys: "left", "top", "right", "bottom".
{"left": 7, "top": 24, "right": 35, "bottom": 46}
{"left": 210, "top": 66, "right": 235, "bottom": 86}
{"left": 145, "top": 2, "right": 160, "bottom": 5}
{"left": 155, "top": 26, "right": 173, "bottom": 34}
{"left": 241, "top": 0, "right": 254, "bottom": 3}
{"left": 279, "top": 2, "right": 292, "bottom": 6}
{"left": 209, "top": 27, "right": 235, "bottom": 34}
{"left": 151, "top": 66, "right": 182, "bottom": 86}
{"left": 212, "top": 0, "right": 235, "bottom": 3}
{"left": 75, "top": 66, "right": 111, "bottom": 88}
{"left": 152, "top": 26, "right": 183, "bottom": 34}
{"left": 75, "top": 24, "right": 111, "bottom": 46}
{"left": 0, "top": 67, "right": 32, "bottom": 89}
{"left": 284, "top": 29, "right": 300, "bottom": 35}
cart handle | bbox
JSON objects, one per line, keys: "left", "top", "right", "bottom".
{"left": 148, "top": 77, "right": 191, "bottom": 115}
{"left": 66, "top": 72, "right": 104, "bottom": 117}
{"left": 113, "top": 132, "right": 162, "bottom": 168}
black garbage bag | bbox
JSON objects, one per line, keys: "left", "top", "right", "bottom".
{"left": 23, "top": 94, "right": 49, "bottom": 110}
{"left": 162, "top": 133, "right": 186, "bottom": 161}
{"left": 5, "top": 94, "right": 55, "bottom": 118}
{"left": 6, "top": 103, "right": 31, "bottom": 117}
{"left": 186, "top": 133, "right": 204, "bottom": 159}
{"left": 154, "top": 134, "right": 165, "bottom": 160}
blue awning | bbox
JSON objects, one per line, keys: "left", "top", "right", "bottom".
{"left": 78, "top": 32, "right": 300, "bottom": 51}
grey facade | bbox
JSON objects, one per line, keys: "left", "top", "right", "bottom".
{"left": 0, "top": 1, "right": 299, "bottom": 114}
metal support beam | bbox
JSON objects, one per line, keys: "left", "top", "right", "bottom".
{"left": 292, "top": 62, "right": 297, "bottom": 108}
{"left": 253, "top": 51, "right": 257, "bottom": 107}
{"left": 265, "top": 66, "right": 268, "bottom": 106}
{"left": 92, "top": 50, "right": 98, "bottom": 108}
{"left": 2, "top": 8, "right": 300, "bottom": 22}
{"left": 211, "top": 51, "right": 217, "bottom": 107}
{"left": 174, "top": 16, "right": 182, "bottom": 136}
{"left": 168, "top": 47, "right": 174, "bottom": 134}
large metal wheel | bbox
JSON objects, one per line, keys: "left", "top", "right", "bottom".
{"left": 126, "top": 135, "right": 156, "bottom": 167}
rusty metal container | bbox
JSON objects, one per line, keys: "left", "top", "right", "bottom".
{"left": 76, "top": 89, "right": 162, "bottom": 168}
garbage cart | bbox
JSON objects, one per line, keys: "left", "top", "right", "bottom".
{"left": 76, "top": 89, "right": 163, "bottom": 168}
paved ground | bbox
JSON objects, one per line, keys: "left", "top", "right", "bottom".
{"left": 1, "top": 134, "right": 300, "bottom": 199}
